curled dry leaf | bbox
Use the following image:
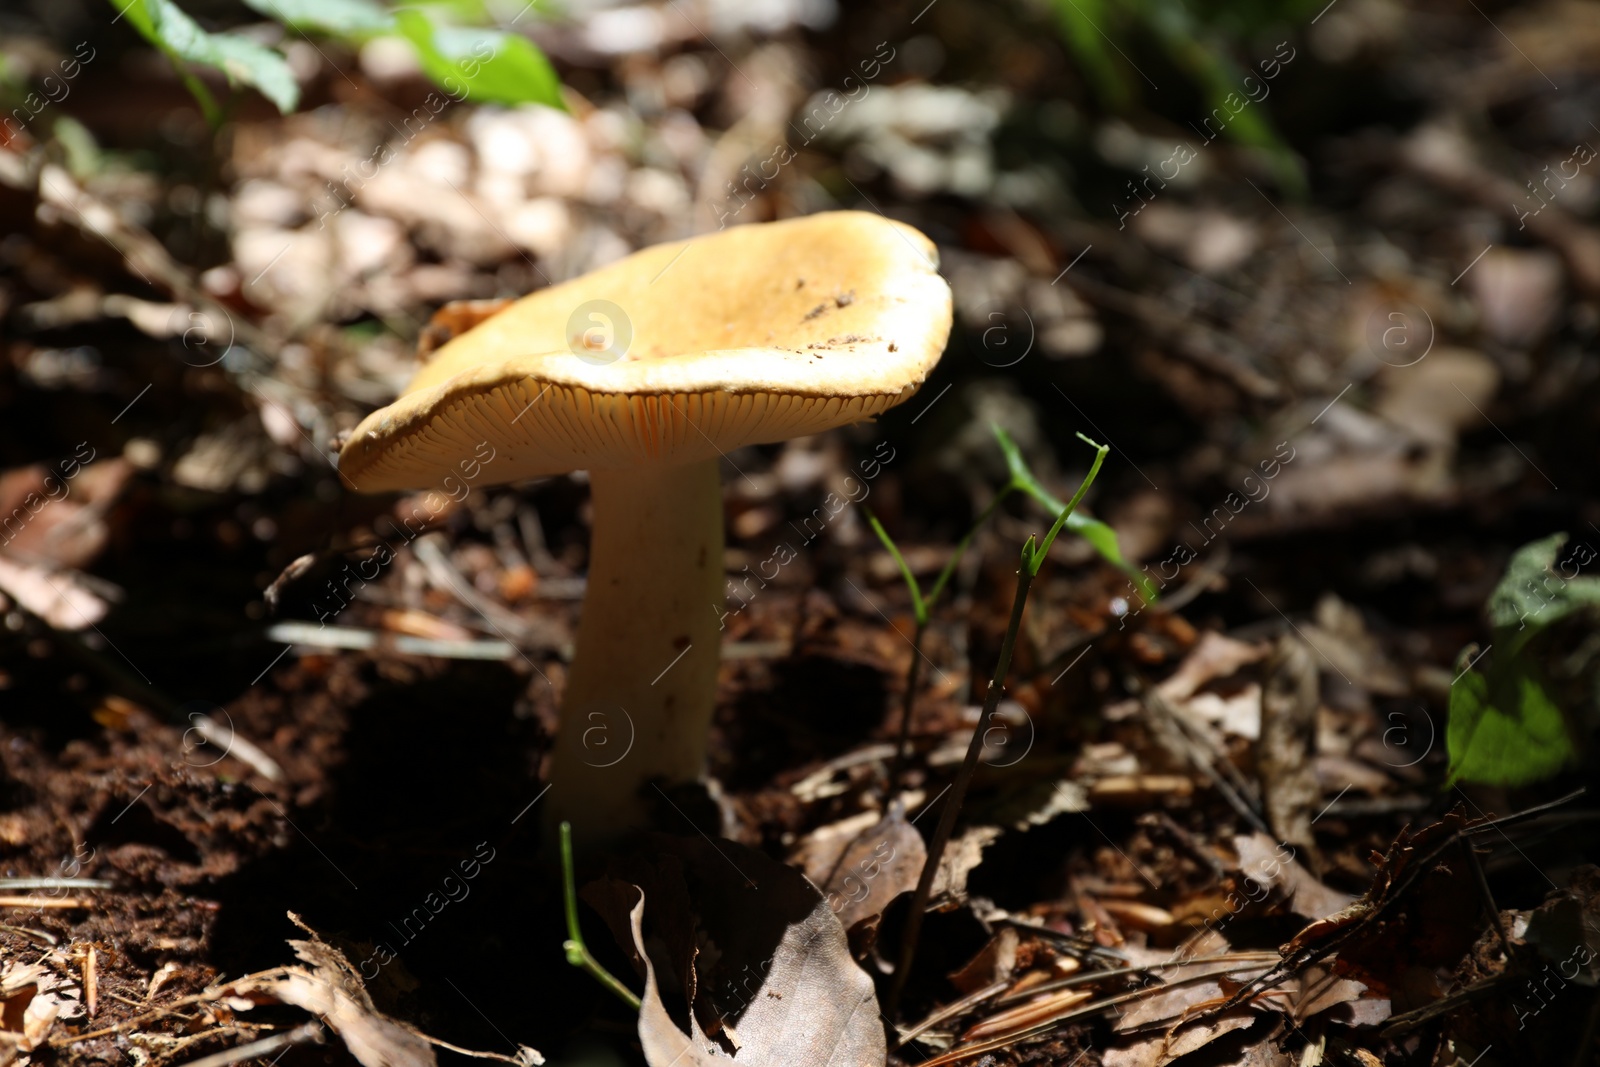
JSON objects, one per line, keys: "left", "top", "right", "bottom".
{"left": 224, "top": 927, "right": 438, "bottom": 1067}
{"left": 0, "top": 958, "right": 83, "bottom": 1058}
{"left": 1158, "top": 633, "right": 1268, "bottom": 703}
{"left": 985, "top": 778, "right": 1090, "bottom": 830}
{"left": 931, "top": 825, "right": 1003, "bottom": 904}
{"left": 1301, "top": 595, "right": 1408, "bottom": 698}
{"left": 1099, "top": 900, "right": 1177, "bottom": 933}
{"left": 1291, "top": 964, "right": 1389, "bottom": 1026}
{"left": 607, "top": 835, "right": 885, "bottom": 1067}
{"left": 0, "top": 555, "right": 107, "bottom": 630}
{"left": 1232, "top": 834, "right": 1354, "bottom": 922}
{"left": 221, "top": 914, "right": 542, "bottom": 1067}
{"left": 1103, "top": 1014, "right": 1257, "bottom": 1067}
{"left": 790, "top": 803, "right": 925, "bottom": 932}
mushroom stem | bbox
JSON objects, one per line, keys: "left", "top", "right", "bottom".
{"left": 548, "top": 458, "right": 724, "bottom": 838}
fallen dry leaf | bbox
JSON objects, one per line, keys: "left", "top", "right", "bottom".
{"left": 948, "top": 927, "right": 1019, "bottom": 994}
{"left": 790, "top": 803, "right": 925, "bottom": 931}
{"left": 222, "top": 914, "right": 541, "bottom": 1067}
{"left": 1467, "top": 248, "right": 1564, "bottom": 349}
{"left": 1257, "top": 636, "right": 1321, "bottom": 866}
{"left": 624, "top": 856, "right": 885, "bottom": 1066}
{"left": 0, "top": 458, "right": 129, "bottom": 571}
{"left": 1103, "top": 1014, "right": 1255, "bottom": 1067}
{"left": 1158, "top": 633, "right": 1267, "bottom": 702}
{"left": 1372, "top": 348, "right": 1500, "bottom": 452}
{"left": 0, "top": 959, "right": 82, "bottom": 1056}
{"left": 1232, "top": 834, "right": 1354, "bottom": 922}
{"left": 1115, "top": 967, "right": 1270, "bottom": 1032}
{"left": 931, "top": 825, "right": 1003, "bottom": 903}
{"left": 1185, "top": 687, "right": 1262, "bottom": 741}
{"left": 0, "top": 555, "right": 106, "bottom": 630}
{"left": 226, "top": 925, "right": 438, "bottom": 1067}
{"left": 1292, "top": 964, "right": 1390, "bottom": 1025}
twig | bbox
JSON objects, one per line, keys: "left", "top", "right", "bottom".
{"left": 171, "top": 1022, "right": 323, "bottom": 1067}
{"left": 1463, "top": 838, "right": 1512, "bottom": 960}
{"left": 888, "top": 534, "right": 1037, "bottom": 1013}
{"left": 1461, "top": 788, "right": 1587, "bottom": 836}
{"left": 419, "top": 1032, "right": 542, "bottom": 1064}
{"left": 267, "top": 621, "right": 516, "bottom": 661}
{"left": 0, "top": 925, "right": 58, "bottom": 946}
{"left": 84, "top": 945, "right": 97, "bottom": 1018}
{"left": 0, "top": 897, "right": 93, "bottom": 909}
{"left": 1135, "top": 678, "right": 1269, "bottom": 836}
{"left": 1146, "top": 812, "right": 1230, "bottom": 883}
{"left": 0, "top": 878, "right": 111, "bottom": 891}
{"left": 413, "top": 534, "right": 563, "bottom": 650}
{"left": 887, "top": 618, "right": 927, "bottom": 790}
{"left": 1380, "top": 975, "right": 1506, "bottom": 1036}
{"left": 1213, "top": 788, "right": 1589, "bottom": 1021}
{"left": 993, "top": 952, "right": 1278, "bottom": 1008}
{"left": 1059, "top": 272, "right": 1283, "bottom": 399}
{"left": 894, "top": 980, "right": 1009, "bottom": 1049}
{"left": 187, "top": 712, "right": 285, "bottom": 783}
{"left": 1152, "top": 544, "right": 1230, "bottom": 614}
{"left": 53, "top": 990, "right": 222, "bottom": 1045}
{"left": 915, "top": 959, "right": 1275, "bottom": 1066}
{"left": 559, "top": 822, "right": 641, "bottom": 1011}
{"left": 889, "top": 437, "right": 1109, "bottom": 1016}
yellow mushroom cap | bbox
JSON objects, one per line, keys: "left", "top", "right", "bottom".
{"left": 338, "top": 212, "right": 953, "bottom": 492}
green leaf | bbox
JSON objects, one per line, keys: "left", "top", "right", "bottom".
{"left": 1047, "top": 0, "right": 1304, "bottom": 196}
{"left": 52, "top": 116, "right": 102, "bottom": 178}
{"left": 1031, "top": 433, "right": 1109, "bottom": 576}
{"left": 863, "top": 507, "right": 927, "bottom": 625}
{"left": 412, "top": 0, "right": 495, "bottom": 20}
{"left": 1446, "top": 657, "right": 1576, "bottom": 787}
{"left": 394, "top": 10, "right": 563, "bottom": 108}
{"left": 1487, "top": 532, "right": 1600, "bottom": 656}
{"left": 992, "top": 424, "right": 1157, "bottom": 601}
{"left": 1136, "top": 0, "right": 1305, "bottom": 195}
{"left": 1049, "top": 0, "right": 1133, "bottom": 110}
{"left": 242, "top": 0, "right": 394, "bottom": 37}
{"left": 114, "top": 0, "right": 300, "bottom": 115}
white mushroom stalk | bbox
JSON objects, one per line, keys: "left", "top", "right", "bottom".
{"left": 336, "top": 211, "right": 953, "bottom": 843}
{"left": 550, "top": 459, "right": 723, "bottom": 836}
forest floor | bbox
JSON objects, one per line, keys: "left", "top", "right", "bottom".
{"left": 1, "top": 0, "right": 1598, "bottom": 1065}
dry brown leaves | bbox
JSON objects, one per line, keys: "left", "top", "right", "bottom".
{"left": 24, "top": 914, "right": 540, "bottom": 1067}
{"left": 587, "top": 834, "right": 884, "bottom": 1067}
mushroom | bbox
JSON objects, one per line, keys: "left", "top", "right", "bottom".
{"left": 338, "top": 211, "right": 953, "bottom": 837}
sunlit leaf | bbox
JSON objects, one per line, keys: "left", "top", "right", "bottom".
{"left": 114, "top": 0, "right": 299, "bottom": 115}
{"left": 395, "top": 10, "right": 562, "bottom": 108}
{"left": 992, "top": 424, "right": 1157, "bottom": 601}
{"left": 1487, "top": 532, "right": 1600, "bottom": 656}
{"left": 241, "top": 0, "right": 394, "bottom": 36}
{"left": 1446, "top": 658, "right": 1575, "bottom": 787}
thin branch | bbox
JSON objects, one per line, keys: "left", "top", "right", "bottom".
{"left": 888, "top": 437, "right": 1108, "bottom": 1016}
